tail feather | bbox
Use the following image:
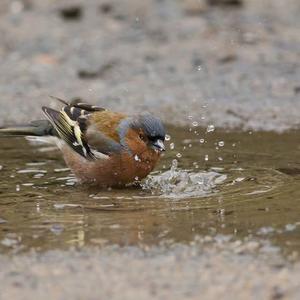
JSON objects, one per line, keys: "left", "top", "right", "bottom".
{"left": 0, "top": 120, "right": 56, "bottom": 137}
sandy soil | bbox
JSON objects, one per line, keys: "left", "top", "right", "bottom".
{"left": 0, "top": 0, "right": 299, "bottom": 131}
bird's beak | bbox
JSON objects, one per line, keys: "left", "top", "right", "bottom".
{"left": 152, "top": 139, "right": 165, "bottom": 152}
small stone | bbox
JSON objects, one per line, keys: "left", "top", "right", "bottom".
{"left": 99, "top": 3, "right": 113, "bottom": 14}
{"left": 183, "top": 0, "right": 208, "bottom": 15}
{"left": 59, "top": 6, "right": 82, "bottom": 21}
{"left": 34, "top": 54, "right": 58, "bottom": 65}
{"left": 207, "top": 0, "right": 243, "bottom": 7}
{"left": 294, "top": 86, "right": 300, "bottom": 94}
{"left": 218, "top": 54, "right": 237, "bottom": 64}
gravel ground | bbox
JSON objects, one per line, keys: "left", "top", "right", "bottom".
{"left": 0, "top": 1, "right": 300, "bottom": 299}
{"left": 0, "top": 0, "right": 299, "bottom": 131}
{"left": 1, "top": 240, "right": 300, "bottom": 300}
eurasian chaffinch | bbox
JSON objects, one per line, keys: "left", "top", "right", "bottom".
{"left": 0, "top": 98, "right": 166, "bottom": 187}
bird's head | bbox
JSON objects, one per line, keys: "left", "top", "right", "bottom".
{"left": 118, "top": 113, "right": 166, "bottom": 155}
{"left": 135, "top": 113, "right": 166, "bottom": 153}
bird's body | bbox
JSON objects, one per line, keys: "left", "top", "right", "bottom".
{"left": 0, "top": 98, "right": 166, "bottom": 187}
{"left": 61, "top": 143, "right": 160, "bottom": 186}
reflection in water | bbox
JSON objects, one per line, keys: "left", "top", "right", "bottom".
{"left": 0, "top": 127, "right": 299, "bottom": 257}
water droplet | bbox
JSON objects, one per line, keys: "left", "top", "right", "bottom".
{"left": 232, "top": 143, "right": 236, "bottom": 147}
{"left": 134, "top": 154, "right": 140, "bottom": 161}
{"left": 218, "top": 141, "right": 225, "bottom": 147}
{"left": 206, "top": 124, "right": 215, "bottom": 133}
{"left": 176, "top": 153, "right": 182, "bottom": 158}
{"left": 170, "top": 143, "right": 175, "bottom": 150}
{"left": 165, "top": 134, "right": 171, "bottom": 141}
{"left": 192, "top": 162, "right": 199, "bottom": 169}
{"left": 204, "top": 154, "right": 209, "bottom": 161}
{"left": 188, "top": 115, "right": 193, "bottom": 120}
{"left": 219, "top": 208, "right": 225, "bottom": 216}
{"left": 218, "top": 157, "right": 223, "bottom": 161}
{"left": 197, "top": 65, "right": 202, "bottom": 71}
{"left": 36, "top": 203, "right": 40, "bottom": 213}
{"left": 192, "top": 121, "right": 198, "bottom": 127}
{"left": 199, "top": 139, "right": 205, "bottom": 144}
{"left": 171, "top": 159, "right": 178, "bottom": 169}
{"left": 16, "top": 185, "right": 20, "bottom": 192}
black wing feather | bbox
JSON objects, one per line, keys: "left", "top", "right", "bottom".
{"left": 42, "top": 106, "right": 93, "bottom": 159}
{"left": 43, "top": 98, "right": 114, "bottom": 160}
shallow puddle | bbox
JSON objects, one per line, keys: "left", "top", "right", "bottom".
{"left": 0, "top": 127, "right": 299, "bottom": 256}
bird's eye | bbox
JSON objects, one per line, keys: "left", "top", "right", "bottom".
{"left": 139, "top": 134, "right": 145, "bottom": 141}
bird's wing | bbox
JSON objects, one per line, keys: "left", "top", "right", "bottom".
{"left": 42, "top": 98, "right": 122, "bottom": 160}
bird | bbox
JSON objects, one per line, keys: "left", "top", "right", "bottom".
{"left": 0, "top": 97, "right": 166, "bottom": 187}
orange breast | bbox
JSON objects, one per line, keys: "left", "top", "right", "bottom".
{"left": 61, "top": 144, "right": 161, "bottom": 187}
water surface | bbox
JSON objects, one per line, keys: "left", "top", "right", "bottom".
{"left": 0, "top": 127, "right": 299, "bottom": 256}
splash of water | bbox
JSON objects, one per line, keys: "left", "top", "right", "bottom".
{"left": 142, "top": 160, "right": 227, "bottom": 199}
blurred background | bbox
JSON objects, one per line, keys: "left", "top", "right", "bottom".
{"left": 0, "top": 0, "right": 299, "bottom": 131}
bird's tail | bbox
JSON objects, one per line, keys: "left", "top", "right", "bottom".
{"left": 0, "top": 120, "right": 57, "bottom": 137}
